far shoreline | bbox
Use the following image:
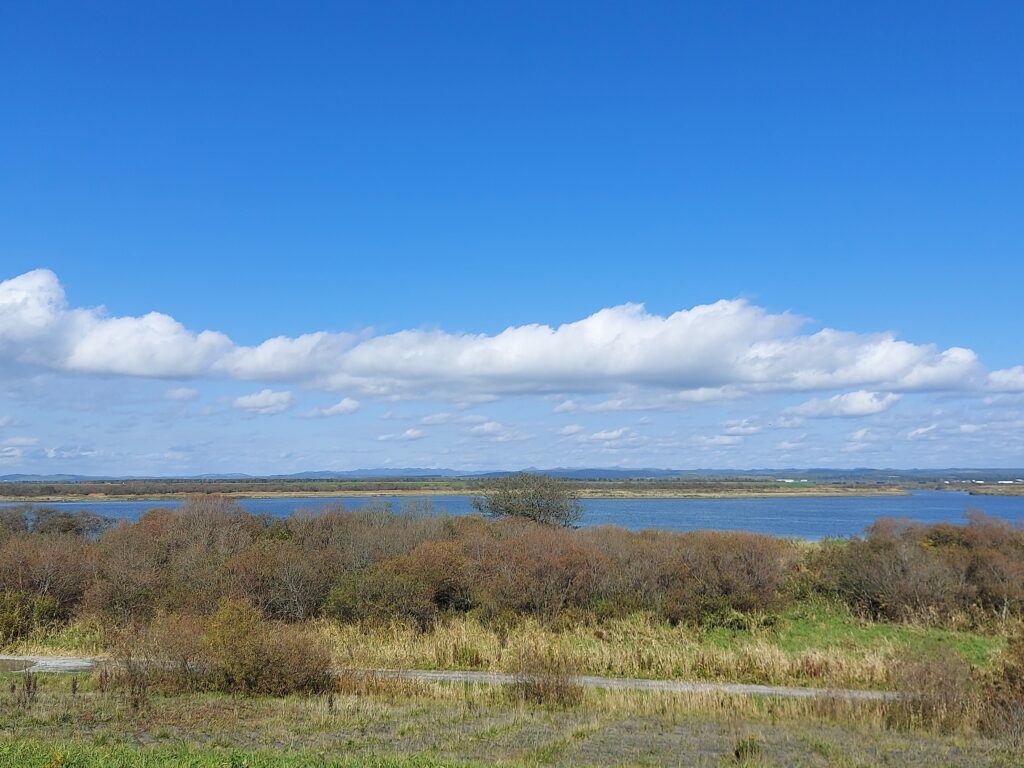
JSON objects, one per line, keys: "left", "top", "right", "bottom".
{"left": 0, "top": 486, "right": 915, "bottom": 503}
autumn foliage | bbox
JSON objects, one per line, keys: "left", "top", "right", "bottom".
{"left": 0, "top": 497, "right": 1021, "bottom": 640}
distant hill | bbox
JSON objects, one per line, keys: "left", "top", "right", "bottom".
{"left": 3, "top": 467, "right": 1024, "bottom": 483}
{"left": 0, "top": 474, "right": 122, "bottom": 482}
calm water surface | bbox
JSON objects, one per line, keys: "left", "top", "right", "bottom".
{"left": 3, "top": 490, "right": 1023, "bottom": 539}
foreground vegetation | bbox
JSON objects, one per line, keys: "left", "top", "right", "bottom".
{"left": 2, "top": 495, "right": 1020, "bottom": 633}
{"left": 1, "top": 669, "right": 1020, "bottom": 767}
{"left": 0, "top": 493, "right": 1023, "bottom": 763}
{"left": 318, "top": 604, "right": 1005, "bottom": 689}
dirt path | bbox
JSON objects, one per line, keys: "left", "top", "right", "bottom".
{"left": 0, "top": 654, "right": 897, "bottom": 701}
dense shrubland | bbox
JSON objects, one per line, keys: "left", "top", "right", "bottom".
{"left": 0, "top": 497, "right": 1022, "bottom": 632}
{"left": 0, "top": 497, "right": 806, "bottom": 629}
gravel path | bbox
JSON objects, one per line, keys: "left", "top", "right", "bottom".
{"left": 0, "top": 654, "right": 897, "bottom": 701}
{"left": 0, "top": 655, "right": 97, "bottom": 674}
{"left": 371, "top": 668, "right": 897, "bottom": 701}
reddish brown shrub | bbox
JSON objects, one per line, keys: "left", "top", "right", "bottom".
{"left": 395, "top": 540, "right": 474, "bottom": 612}
{"left": 226, "top": 539, "right": 330, "bottom": 621}
{"left": 0, "top": 534, "right": 95, "bottom": 612}
{"left": 833, "top": 519, "right": 971, "bottom": 622}
{"left": 472, "top": 520, "right": 605, "bottom": 623}
{"left": 107, "top": 601, "right": 332, "bottom": 697}
{"left": 659, "top": 531, "right": 797, "bottom": 625}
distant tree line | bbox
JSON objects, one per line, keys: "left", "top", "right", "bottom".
{"left": 0, "top": 475, "right": 914, "bottom": 499}
{"left": 0, "top": 479, "right": 470, "bottom": 497}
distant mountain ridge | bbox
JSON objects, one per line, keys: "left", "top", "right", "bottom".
{"left": 3, "top": 468, "right": 1024, "bottom": 482}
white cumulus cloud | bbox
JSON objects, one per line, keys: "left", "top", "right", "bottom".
{"left": 377, "top": 428, "right": 425, "bottom": 441}
{"left": 723, "top": 419, "right": 762, "bottom": 435}
{"left": 788, "top": 391, "right": 901, "bottom": 418}
{"left": 988, "top": 366, "right": 1024, "bottom": 392}
{"left": 233, "top": 389, "right": 293, "bottom": 415}
{"left": 0, "top": 269, "right": 65, "bottom": 344}
{"left": 308, "top": 397, "right": 360, "bottom": 417}
{"left": 466, "top": 421, "right": 522, "bottom": 442}
{"left": 578, "top": 428, "right": 632, "bottom": 442}
{"left": 419, "top": 412, "right": 453, "bottom": 425}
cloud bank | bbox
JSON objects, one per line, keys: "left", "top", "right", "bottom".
{"left": 2, "top": 269, "right": 1020, "bottom": 408}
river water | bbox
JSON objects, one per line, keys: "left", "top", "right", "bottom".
{"left": 3, "top": 490, "right": 1023, "bottom": 539}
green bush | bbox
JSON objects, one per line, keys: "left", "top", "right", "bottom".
{"left": 202, "top": 599, "right": 333, "bottom": 696}
{"left": 110, "top": 600, "right": 333, "bottom": 697}
{"left": 0, "top": 590, "right": 63, "bottom": 644}
{"left": 324, "top": 567, "right": 436, "bottom": 629}
{"left": 471, "top": 472, "right": 582, "bottom": 527}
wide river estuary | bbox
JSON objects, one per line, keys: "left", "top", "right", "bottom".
{"left": 3, "top": 490, "right": 1024, "bottom": 539}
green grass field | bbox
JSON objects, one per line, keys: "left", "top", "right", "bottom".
{"left": 702, "top": 601, "right": 1005, "bottom": 667}
{"left": 0, "top": 672, "right": 1018, "bottom": 768}
{"left": 0, "top": 740, "right": 474, "bottom": 768}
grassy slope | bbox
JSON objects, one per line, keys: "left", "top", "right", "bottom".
{"left": 0, "top": 740, "right": 474, "bottom": 768}
{"left": 703, "top": 602, "right": 1004, "bottom": 667}
{"left": 0, "top": 674, "right": 1017, "bottom": 768}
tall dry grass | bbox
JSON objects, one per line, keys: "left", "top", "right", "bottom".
{"left": 319, "top": 613, "right": 896, "bottom": 689}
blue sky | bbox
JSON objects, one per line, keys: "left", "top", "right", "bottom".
{"left": 1, "top": 2, "right": 1022, "bottom": 474}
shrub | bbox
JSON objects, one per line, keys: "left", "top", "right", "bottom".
{"left": 833, "top": 520, "right": 970, "bottom": 622}
{"left": 112, "top": 600, "right": 333, "bottom": 697}
{"left": 0, "top": 496, "right": 1018, "bottom": 638}
{"left": 887, "top": 647, "right": 977, "bottom": 733}
{"left": 980, "top": 633, "right": 1024, "bottom": 747}
{"left": 225, "top": 539, "right": 330, "bottom": 621}
{"left": 397, "top": 540, "right": 474, "bottom": 612}
{"left": 324, "top": 566, "right": 436, "bottom": 629}
{"left": 0, "top": 591, "right": 62, "bottom": 643}
{"left": 660, "top": 531, "right": 796, "bottom": 626}
{"left": 130, "top": 612, "right": 208, "bottom": 692}
{"left": 0, "top": 508, "right": 29, "bottom": 539}
{"left": 202, "top": 599, "right": 332, "bottom": 696}
{"left": 509, "top": 651, "right": 583, "bottom": 707}
{"left": 84, "top": 497, "right": 262, "bottom": 620}
{"left": 29, "top": 508, "right": 114, "bottom": 537}
{"left": 82, "top": 523, "right": 165, "bottom": 622}
{"left": 471, "top": 473, "right": 582, "bottom": 527}
{"left": 578, "top": 528, "right": 677, "bottom": 617}
{"left": 472, "top": 521, "right": 604, "bottom": 623}
{"left": 0, "top": 534, "right": 95, "bottom": 612}
{"left": 0, "top": 506, "right": 113, "bottom": 538}
{"left": 962, "top": 511, "right": 1024, "bottom": 620}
